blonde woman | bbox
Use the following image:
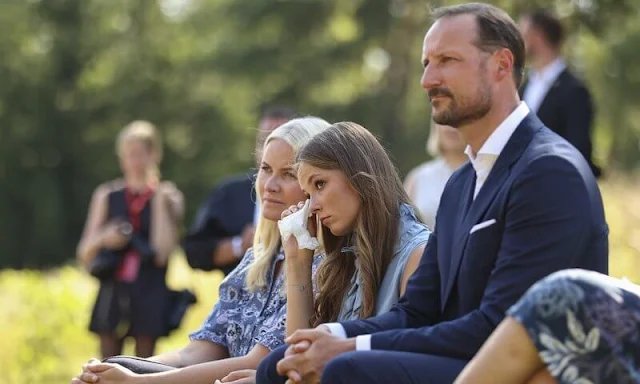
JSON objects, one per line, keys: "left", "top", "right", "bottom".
{"left": 76, "top": 121, "right": 184, "bottom": 358}
{"left": 73, "top": 117, "right": 330, "bottom": 384}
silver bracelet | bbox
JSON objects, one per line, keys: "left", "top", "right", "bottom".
{"left": 287, "top": 283, "right": 308, "bottom": 292}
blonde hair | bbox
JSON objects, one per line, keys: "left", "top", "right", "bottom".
{"left": 245, "top": 116, "right": 331, "bottom": 291}
{"left": 116, "top": 120, "right": 162, "bottom": 181}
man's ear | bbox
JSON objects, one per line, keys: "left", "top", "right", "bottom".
{"left": 495, "top": 48, "right": 515, "bottom": 82}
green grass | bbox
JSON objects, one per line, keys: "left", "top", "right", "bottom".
{"left": 0, "top": 256, "right": 224, "bottom": 384}
{"left": 0, "top": 177, "right": 638, "bottom": 383}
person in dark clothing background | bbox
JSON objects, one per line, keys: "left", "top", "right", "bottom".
{"left": 183, "top": 107, "right": 294, "bottom": 275}
{"left": 519, "top": 10, "right": 603, "bottom": 178}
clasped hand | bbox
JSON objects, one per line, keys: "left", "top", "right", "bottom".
{"left": 276, "top": 327, "right": 355, "bottom": 384}
{"left": 71, "top": 359, "right": 139, "bottom": 384}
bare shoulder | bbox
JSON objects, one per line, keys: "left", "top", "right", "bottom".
{"left": 158, "top": 180, "right": 181, "bottom": 192}
{"left": 92, "top": 179, "right": 123, "bottom": 201}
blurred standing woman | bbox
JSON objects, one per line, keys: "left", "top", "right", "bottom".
{"left": 76, "top": 120, "right": 184, "bottom": 358}
{"left": 404, "top": 122, "right": 466, "bottom": 229}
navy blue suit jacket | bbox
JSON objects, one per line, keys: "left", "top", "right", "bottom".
{"left": 339, "top": 113, "right": 608, "bottom": 360}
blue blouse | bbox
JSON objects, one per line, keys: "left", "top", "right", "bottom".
{"left": 337, "top": 203, "right": 430, "bottom": 320}
{"left": 190, "top": 247, "right": 317, "bottom": 357}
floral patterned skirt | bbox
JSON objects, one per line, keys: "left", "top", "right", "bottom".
{"left": 507, "top": 269, "right": 640, "bottom": 384}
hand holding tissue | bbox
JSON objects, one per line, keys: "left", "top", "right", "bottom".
{"left": 277, "top": 200, "right": 320, "bottom": 250}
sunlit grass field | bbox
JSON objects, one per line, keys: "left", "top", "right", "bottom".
{"left": 0, "top": 176, "right": 638, "bottom": 383}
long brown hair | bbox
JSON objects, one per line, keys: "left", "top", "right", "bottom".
{"left": 298, "top": 122, "right": 417, "bottom": 325}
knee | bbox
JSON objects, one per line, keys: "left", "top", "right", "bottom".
{"left": 256, "top": 345, "right": 288, "bottom": 384}
{"left": 321, "top": 352, "right": 362, "bottom": 384}
{"left": 517, "top": 269, "right": 603, "bottom": 319}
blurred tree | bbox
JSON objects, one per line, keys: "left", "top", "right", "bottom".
{"left": 0, "top": 0, "right": 246, "bottom": 268}
{"left": 0, "top": 0, "right": 637, "bottom": 268}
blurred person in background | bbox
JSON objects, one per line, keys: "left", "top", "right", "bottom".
{"left": 519, "top": 10, "right": 602, "bottom": 178}
{"left": 404, "top": 122, "right": 466, "bottom": 229}
{"left": 183, "top": 106, "right": 294, "bottom": 275}
{"left": 76, "top": 120, "right": 184, "bottom": 358}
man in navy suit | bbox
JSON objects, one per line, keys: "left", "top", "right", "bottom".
{"left": 257, "top": 3, "right": 608, "bottom": 384}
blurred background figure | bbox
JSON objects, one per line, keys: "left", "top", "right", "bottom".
{"left": 519, "top": 9, "right": 603, "bottom": 178}
{"left": 404, "top": 122, "right": 466, "bottom": 229}
{"left": 182, "top": 107, "right": 294, "bottom": 275}
{"left": 76, "top": 121, "right": 184, "bottom": 358}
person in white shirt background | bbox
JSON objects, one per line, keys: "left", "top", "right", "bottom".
{"left": 404, "top": 121, "right": 466, "bottom": 230}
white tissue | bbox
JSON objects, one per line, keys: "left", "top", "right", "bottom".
{"left": 277, "top": 199, "right": 320, "bottom": 250}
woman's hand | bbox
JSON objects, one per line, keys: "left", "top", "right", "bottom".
{"left": 215, "top": 369, "right": 257, "bottom": 384}
{"left": 71, "top": 358, "right": 100, "bottom": 384}
{"left": 72, "top": 362, "right": 140, "bottom": 384}
{"left": 280, "top": 201, "right": 317, "bottom": 262}
{"left": 100, "top": 220, "right": 131, "bottom": 250}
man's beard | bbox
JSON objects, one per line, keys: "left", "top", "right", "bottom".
{"left": 431, "top": 87, "right": 492, "bottom": 128}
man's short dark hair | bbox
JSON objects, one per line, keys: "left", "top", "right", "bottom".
{"left": 524, "top": 10, "right": 566, "bottom": 50}
{"left": 260, "top": 106, "right": 296, "bottom": 121}
{"left": 432, "top": 3, "right": 526, "bottom": 88}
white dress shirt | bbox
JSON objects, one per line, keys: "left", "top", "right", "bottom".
{"left": 465, "top": 102, "right": 530, "bottom": 198}
{"left": 323, "top": 102, "right": 531, "bottom": 351}
{"left": 522, "top": 58, "right": 566, "bottom": 113}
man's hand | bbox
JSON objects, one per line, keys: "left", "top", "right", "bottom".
{"left": 276, "top": 329, "right": 356, "bottom": 384}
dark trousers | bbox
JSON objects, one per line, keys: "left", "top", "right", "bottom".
{"left": 257, "top": 345, "right": 288, "bottom": 384}
{"left": 257, "top": 344, "right": 468, "bottom": 384}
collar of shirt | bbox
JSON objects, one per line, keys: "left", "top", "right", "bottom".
{"left": 529, "top": 58, "right": 566, "bottom": 86}
{"left": 464, "top": 102, "right": 531, "bottom": 178}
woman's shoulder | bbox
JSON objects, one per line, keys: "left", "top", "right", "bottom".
{"left": 235, "top": 247, "right": 257, "bottom": 272}
{"left": 395, "top": 204, "right": 430, "bottom": 255}
{"left": 90, "top": 179, "right": 125, "bottom": 206}
{"left": 95, "top": 179, "right": 125, "bottom": 196}
{"left": 217, "top": 248, "right": 258, "bottom": 293}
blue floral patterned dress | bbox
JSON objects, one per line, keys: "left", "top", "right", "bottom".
{"left": 508, "top": 269, "right": 640, "bottom": 384}
{"left": 189, "top": 247, "right": 321, "bottom": 357}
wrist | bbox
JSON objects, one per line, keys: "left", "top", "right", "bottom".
{"left": 119, "top": 222, "right": 133, "bottom": 237}
{"left": 284, "top": 249, "right": 314, "bottom": 265}
{"left": 340, "top": 338, "right": 357, "bottom": 353}
{"left": 231, "top": 236, "right": 244, "bottom": 259}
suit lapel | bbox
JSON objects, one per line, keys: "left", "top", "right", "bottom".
{"left": 441, "top": 114, "right": 542, "bottom": 310}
